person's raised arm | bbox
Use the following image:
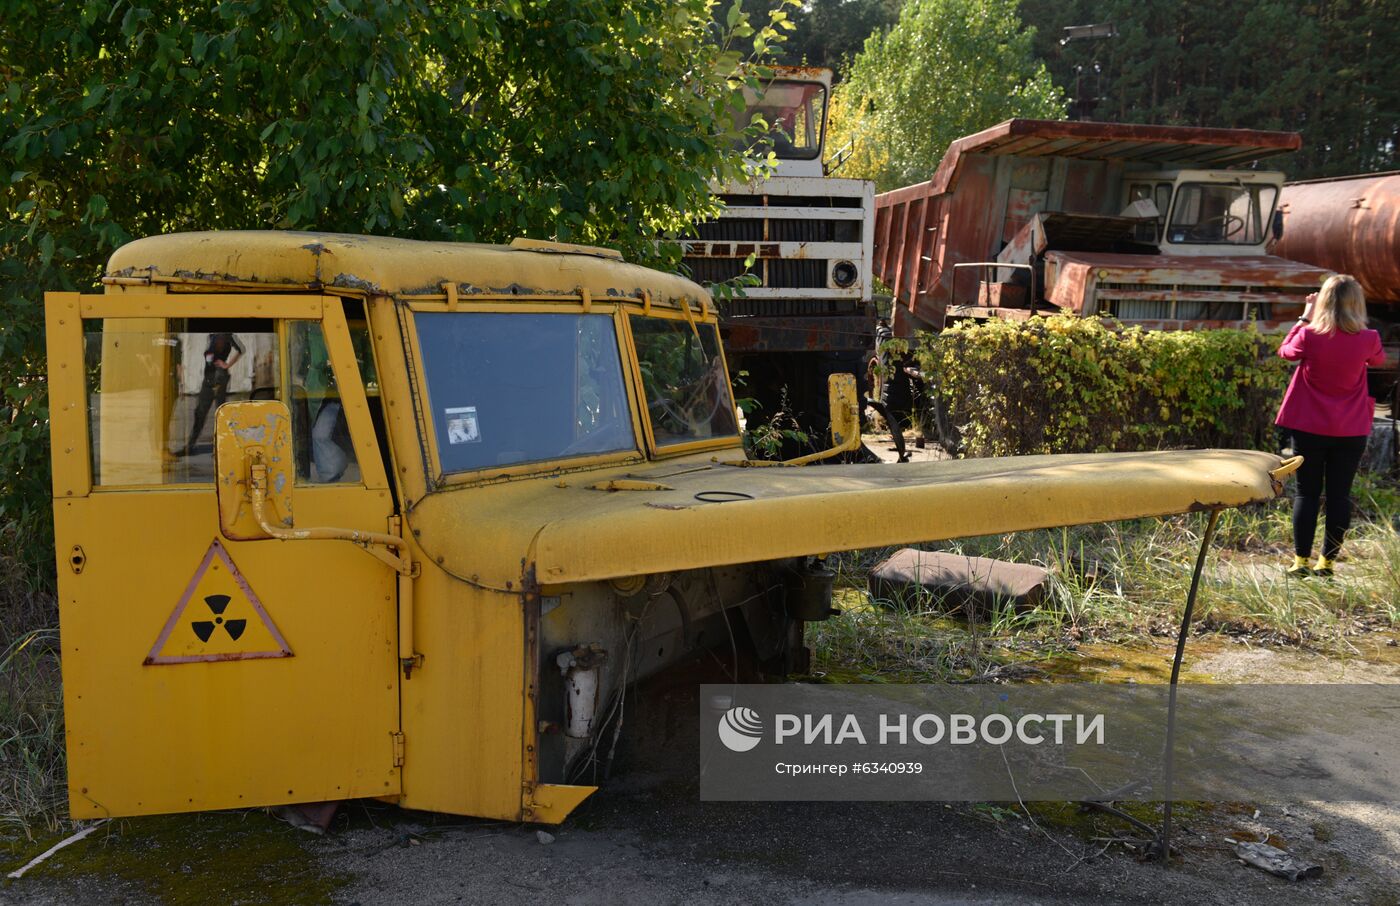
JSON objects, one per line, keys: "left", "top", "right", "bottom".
{"left": 1279, "top": 294, "right": 1314, "bottom": 361}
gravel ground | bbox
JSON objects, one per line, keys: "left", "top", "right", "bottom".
{"left": 315, "top": 670, "right": 1397, "bottom": 906}
{"left": 5, "top": 648, "right": 1396, "bottom": 905}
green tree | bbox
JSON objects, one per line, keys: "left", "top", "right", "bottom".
{"left": 1019, "top": 0, "right": 1400, "bottom": 178}
{"left": 828, "top": 0, "right": 1065, "bottom": 190}
{"left": 0, "top": 0, "right": 792, "bottom": 579}
{"left": 779, "top": 0, "right": 903, "bottom": 72}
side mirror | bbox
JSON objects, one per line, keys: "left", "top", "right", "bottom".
{"left": 214, "top": 401, "right": 295, "bottom": 541}
{"left": 828, "top": 373, "right": 860, "bottom": 450}
{"left": 1271, "top": 209, "right": 1285, "bottom": 242}
{"left": 781, "top": 372, "right": 863, "bottom": 466}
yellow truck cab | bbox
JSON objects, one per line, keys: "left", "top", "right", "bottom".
{"left": 46, "top": 231, "right": 1292, "bottom": 825}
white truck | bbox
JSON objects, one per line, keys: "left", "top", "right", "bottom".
{"left": 681, "top": 66, "right": 876, "bottom": 435}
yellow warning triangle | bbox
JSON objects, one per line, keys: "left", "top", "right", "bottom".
{"left": 146, "top": 538, "right": 292, "bottom": 664}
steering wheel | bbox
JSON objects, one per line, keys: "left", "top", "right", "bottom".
{"left": 1188, "top": 213, "right": 1246, "bottom": 241}
{"left": 647, "top": 379, "right": 726, "bottom": 437}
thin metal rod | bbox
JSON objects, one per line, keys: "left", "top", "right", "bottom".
{"left": 1158, "top": 507, "right": 1222, "bottom": 862}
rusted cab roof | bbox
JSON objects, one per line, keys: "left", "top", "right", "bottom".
{"left": 105, "top": 231, "right": 712, "bottom": 310}
{"left": 904, "top": 119, "right": 1302, "bottom": 200}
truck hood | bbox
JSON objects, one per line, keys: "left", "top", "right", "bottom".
{"left": 1043, "top": 250, "right": 1331, "bottom": 312}
{"left": 407, "top": 450, "right": 1290, "bottom": 588}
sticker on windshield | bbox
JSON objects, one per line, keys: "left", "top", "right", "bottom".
{"left": 445, "top": 406, "right": 481, "bottom": 445}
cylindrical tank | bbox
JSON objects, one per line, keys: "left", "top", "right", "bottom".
{"left": 1275, "top": 172, "right": 1400, "bottom": 306}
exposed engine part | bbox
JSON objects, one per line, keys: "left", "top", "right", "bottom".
{"left": 785, "top": 559, "right": 838, "bottom": 621}
{"left": 556, "top": 644, "right": 608, "bottom": 739}
{"left": 609, "top": 571, "right": 674, "bottom": 600}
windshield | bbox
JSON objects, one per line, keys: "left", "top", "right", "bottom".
{"left": 1167, "top": 182, "right": 1278, "bottom": 245}
{"left": 630, "top": 317, "right": 739, "bottom": 446}
{"left": 415, "top": 312, "right": 635, "bottom": 474}
{"left": 733, "top": 79, "right": 826, "bottom": 161}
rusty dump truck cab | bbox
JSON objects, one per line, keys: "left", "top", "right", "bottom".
{"left": 874, "top": 119, "right": 1333, "bottom": 335}
{"left": 46, "top": 231, "right": 1291, "bottom": 825}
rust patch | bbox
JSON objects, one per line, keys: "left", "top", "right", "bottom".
{"left": 770, "top": 64, "right": 833, "bottom": 81}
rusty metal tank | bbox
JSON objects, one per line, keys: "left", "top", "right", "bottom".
{"left": 1276, "top": 172, "right": 1400, "bottom": 306}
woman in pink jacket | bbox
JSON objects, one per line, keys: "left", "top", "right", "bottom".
{"left": 1276, "top": 275, "right": 1387, "bottom": 576}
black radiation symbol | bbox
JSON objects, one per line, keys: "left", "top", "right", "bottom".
{"left": 190, "top": 594, "right": 248, "bottom": 643}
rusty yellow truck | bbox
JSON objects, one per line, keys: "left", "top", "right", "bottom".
{"left": 47, "top": 231, "right": 1293, "bottom": 824}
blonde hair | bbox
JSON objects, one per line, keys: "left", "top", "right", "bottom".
{"left": 1312, "top": 274, "right": 1368, "bottom": 334}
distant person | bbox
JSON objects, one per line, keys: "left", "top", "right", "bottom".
{"left": 872, "top": 316, "right": 893, "bottom": 402}
{"left": 176, "top": 332, "right": 244, "bottom": 456}
{"left": 1275, "top": 275, "right": 1386, "bottom": 577}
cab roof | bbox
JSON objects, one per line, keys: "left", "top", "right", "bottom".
{"left": 104, "top": 231, "right": 713, "bottom": 312}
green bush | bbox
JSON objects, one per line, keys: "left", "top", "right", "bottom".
{"left": 916, "top": 315, "right": 1290, "bottom": 457}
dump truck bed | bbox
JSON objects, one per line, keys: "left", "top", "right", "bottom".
{"left": 873, "top": 119, "right": 1307, "bottom": 330}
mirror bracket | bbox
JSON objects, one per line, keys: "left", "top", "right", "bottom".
{"left": 783, "top": 373, "right": 863, "bottom": 466}
{"left": 214, "top": 400, "right": 424, "bottom": 677}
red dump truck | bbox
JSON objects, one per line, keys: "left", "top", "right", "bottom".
{"left": 873, "top": 119, "right": 1333, "bottom": 337}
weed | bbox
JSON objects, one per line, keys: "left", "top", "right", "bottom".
{"left": 0, "top": 521, "right": 64, "bottom": 839}
{"left": 811, "top": 478, "right": 1400, "bottom": 683}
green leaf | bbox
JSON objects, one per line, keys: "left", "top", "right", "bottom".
{"left": 80, "top": 83, "right": 107, "bottom": 110}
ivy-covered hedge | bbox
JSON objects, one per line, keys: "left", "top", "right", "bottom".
{"left": 916, "top": 316, "right": 1289, "bottom": 458}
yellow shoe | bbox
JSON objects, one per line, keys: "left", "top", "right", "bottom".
{"left": 1285, "top": 555, "right": 1311, "bottom": 578}
{"left": 1312, "top": 556, "right": 1334, "bottom": 578}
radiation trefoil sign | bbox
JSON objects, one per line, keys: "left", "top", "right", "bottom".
{"left": 145, "top": 538, "right": 292, "bottom": 664}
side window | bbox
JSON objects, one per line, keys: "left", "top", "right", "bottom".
{"left": 1127, "top": 182, "right": 1164, "bottom": 242}
{"left": 287, "top": 321, "right": 360, "bottom": 484}
{"left": 1154, "top": 184, "right": 1172, "bottom": 231}
{"left": 84, "top": 318, "right": 278, "bottom": 486}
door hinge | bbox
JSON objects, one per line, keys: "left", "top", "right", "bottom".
{"left": 391, "top": 731, "right": 405, "bottom": 767}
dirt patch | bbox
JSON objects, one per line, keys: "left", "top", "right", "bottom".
{"left": 1191, "top": 644, "right": 1400, "bottom": 683}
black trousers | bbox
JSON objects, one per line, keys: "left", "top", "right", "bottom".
{"left": 187, "top": 365, "right": 231, "bottom": 450}
{"left": 1290, "top": 429, "right": 1369, "bottom": 559}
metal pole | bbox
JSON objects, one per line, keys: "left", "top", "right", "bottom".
{"left": 1157, "top": 507, "right": 1223, "bottom": 862}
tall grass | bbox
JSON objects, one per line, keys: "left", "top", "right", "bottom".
{"left": 0, "top": 523, "right": 65, "bottom": 838}
{"left": 814, "top": 474, "right": 1400, "bottom": 680}
{"left": 0, "top": 629, "right": 64, "bottom": 836}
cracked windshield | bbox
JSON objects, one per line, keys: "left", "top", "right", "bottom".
{"left": 630, "top": 317, "right": 738, "bottom": 446}
{"left": 415, "top": 312, "right": 634, "bottom": 473}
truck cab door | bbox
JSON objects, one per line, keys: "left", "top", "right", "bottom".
{"left": 46, "top": 292, "right": 401, "bottom": 818}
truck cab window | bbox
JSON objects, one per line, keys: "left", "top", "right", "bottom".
{"left": 1126, "top": 182, "right": 1171, "bottom": 242}
{"left": 288, "top": 321, "right": 360, "bottom": 484}
{"left": 84, "top": 318, "right": 278, "bottom": 486}
{"left": 629, "top": 317, "right": 739, "bottom": 446}
{"left": 414, "top": 312, "right": 635, "bottom": 474}
{"left": 734, "top": 79, "right": 826, "bottom": 161}
{"left": 1168, "top": 183, "right": 1277, "bottom": 245}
